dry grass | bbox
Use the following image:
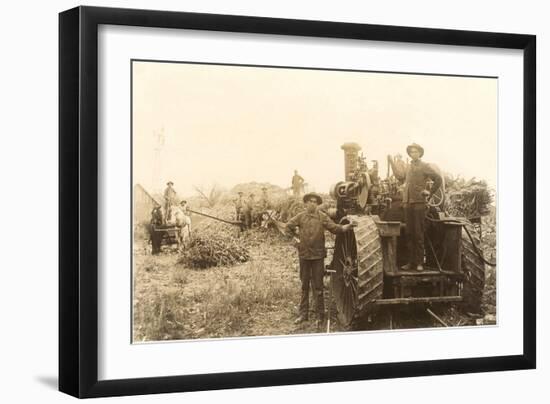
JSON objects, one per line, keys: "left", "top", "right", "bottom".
{"left": 133, "top": 203, "right": 498, "bottom": 340}
{"left": 191, "top": 262, "right": 295, "bottom": 338}
{"left": 133, "top": 232, "right": 304, "bottom": 341}
{"left": 178, "top": 232, "right": 250, "bottom": 269}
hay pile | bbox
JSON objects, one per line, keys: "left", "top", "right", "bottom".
{"left": 274, "top": 197, "right": 304, "bottom": 222}
{"left": 445, "top": 176, "right": 493, "bottom": 219}
{"left": 179, "top": 232, "right": 250, "bottom": 269}
{"left": 273, "top": 194, "right": 335, "bottom": 222}
{"left": 229, "top": 182, "right": 287, "bottom": 199}
{"left": 196, "top": 204, "right": 237, "bottom": 221}
{"left": 179, "top": 205, "right": 248, "bottom": 269}
{"left": 178, "top": 182, "right": 336, "bottom": 269}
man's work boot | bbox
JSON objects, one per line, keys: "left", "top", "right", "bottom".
{"left": 416, "top": 264, "right": 424, "bottom": 272}
{"left": 294, "top": 314, "right": 308, "bottom": 324}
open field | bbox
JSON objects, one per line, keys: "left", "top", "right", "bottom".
{"left": 132, "top": 230, "right": 348, "bottom": 341}
{"left": 133, "top": 222, "right": 496, "bottom": 342}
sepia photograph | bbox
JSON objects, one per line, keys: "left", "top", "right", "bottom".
{"left": 131, "top": 60, "right": 497, "bottom": 342}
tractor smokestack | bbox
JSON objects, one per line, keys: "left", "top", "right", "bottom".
{"left": 341, "top": 142, "right": 362, "bottom": 181}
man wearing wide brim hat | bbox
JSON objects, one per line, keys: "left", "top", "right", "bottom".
{"left": 163, "top": 181, "right": 177, "bottom": 224}
{"left": 406, "top": 143, "right": 424, "bottom": 158}
{"left": 302, "top": 192, "right": 322, "bottom": 205}
{"left": 402, "top": 143, "right": 442, "bottom": 272}
{"left": 286, "top": 192, "right": 356, "bottom": 329}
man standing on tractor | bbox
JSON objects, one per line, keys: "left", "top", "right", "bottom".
{"left": 291, "top": 170, "right": 305, "bottom": 198}
{"left": 163, "top": 181, "right": 177, "bottom": 223}
{"left": 402, "top": 143, "right": 442, "bottom": 272}
{"left": 286, "top": 192, "right": 356, "bottom": 329}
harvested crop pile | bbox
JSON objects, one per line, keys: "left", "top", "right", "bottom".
{"left": 479, "top": 209, "right": 496, "bottom": 317}
{"left": 275, "top": 197, "right": 305, "bottom": 222}
{"left": 179, "top": 232, "right": 250, "bottom": 269}
{"left": 274, "top": 194, "right": 334, "bottom": 222}
{"left": 179, "top": 205, "right": 250, "bottom": 269}
{"left": 230, "top": 182, "right": 287, "bottom": 199}
{"left": 196, "top": 204, "right": 237, "bottom": 221}
{"left": 445, "top": 176, "right": 493, "bottom": 219}
{"left": 479, "top": 207, "right": 496, "bottom": 259}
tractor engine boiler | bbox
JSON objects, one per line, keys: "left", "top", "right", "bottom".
{"left": 330, "top": 142, "right": 372, "bottom": 218}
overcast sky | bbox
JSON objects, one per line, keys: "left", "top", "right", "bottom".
{"left": 132, "top": 61, "right": 497, "bottom": 197}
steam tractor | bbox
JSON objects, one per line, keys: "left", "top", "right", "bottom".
{"left": 328, "top": 143, "right": 486, "bottom": 326}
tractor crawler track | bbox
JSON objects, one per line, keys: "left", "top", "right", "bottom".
{"left": 332, "top": 215, "right": 384, "bottom": 326}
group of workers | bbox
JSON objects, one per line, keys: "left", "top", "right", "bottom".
{"left": 162, "top": 181, "right": 189, "bottom": 224}
{"left": 161, "top": 146, "right": 440, "bottom": 331}
{"left": 285, "top": 143, "right": 441, "bottom": 329}
{"left": 234, "top": 187, "right": 272, "bottom": 229}
{"left": 233, "top": 170, "right": 307, "bottom": 229}
{"left": 163, "top": 169, "right": 307, "bottom": 231}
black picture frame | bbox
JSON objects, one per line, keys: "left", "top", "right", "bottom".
{"left": 59, "top": 5, "right": 536, "bottom": 398}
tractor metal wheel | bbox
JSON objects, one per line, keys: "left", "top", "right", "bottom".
{"left": 331, "top": 215, "right": 384, "bottom": 326}
{"left": 461, "top": 225, "right": 486, "bottom": 313}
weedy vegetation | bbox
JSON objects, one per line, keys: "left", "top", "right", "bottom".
{"left": 133, "top": 179, "right": 497, "bottom": 341}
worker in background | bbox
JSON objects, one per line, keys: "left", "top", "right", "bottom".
{"left": 163, "top": 181, "right": 177, "bottom": 223}
{"left": 234, "top": 191, "right": 244, "bottom": 223}
{"left": 179, "top": 199, "right": 189, "bottom": 215}
{"left": 259, "top": 187, "right": 272, "bottom": 228}
{"left": 291, "top": 170, "right": 305, "bottom": 198}
{"left": 259, "top": 187, "right": 271, "bottom": 211}
{"left": 286, "top": 192, "right": 356, "bottom": 329}
{"left": 244, "top": 193, "right": 256, "bottom": 229}
{"left": 401, "top": 143, "right": 442, "bottom": 272}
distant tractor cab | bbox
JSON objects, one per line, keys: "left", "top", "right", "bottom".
{"left": 328, "top": 143, "right": 485, "bottom": 326}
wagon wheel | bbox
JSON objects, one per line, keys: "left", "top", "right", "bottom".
{"left": 426, "top": 163, "right": 445, "bottom": 208}
{"left": 331, "top": 215, "right": 384, "bottom": 326}
{"left": 427, "top": 187, "right": 445, "bottom": 207}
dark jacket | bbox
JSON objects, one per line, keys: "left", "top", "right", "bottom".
{"left": 292, "top": 174, "right": 304, "bottom": 189}
{"left": 286, "top": 210, "right": 345, "bottom": 260}
{"left": 402, "top": 160, "right": 442, "bottom": 204}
